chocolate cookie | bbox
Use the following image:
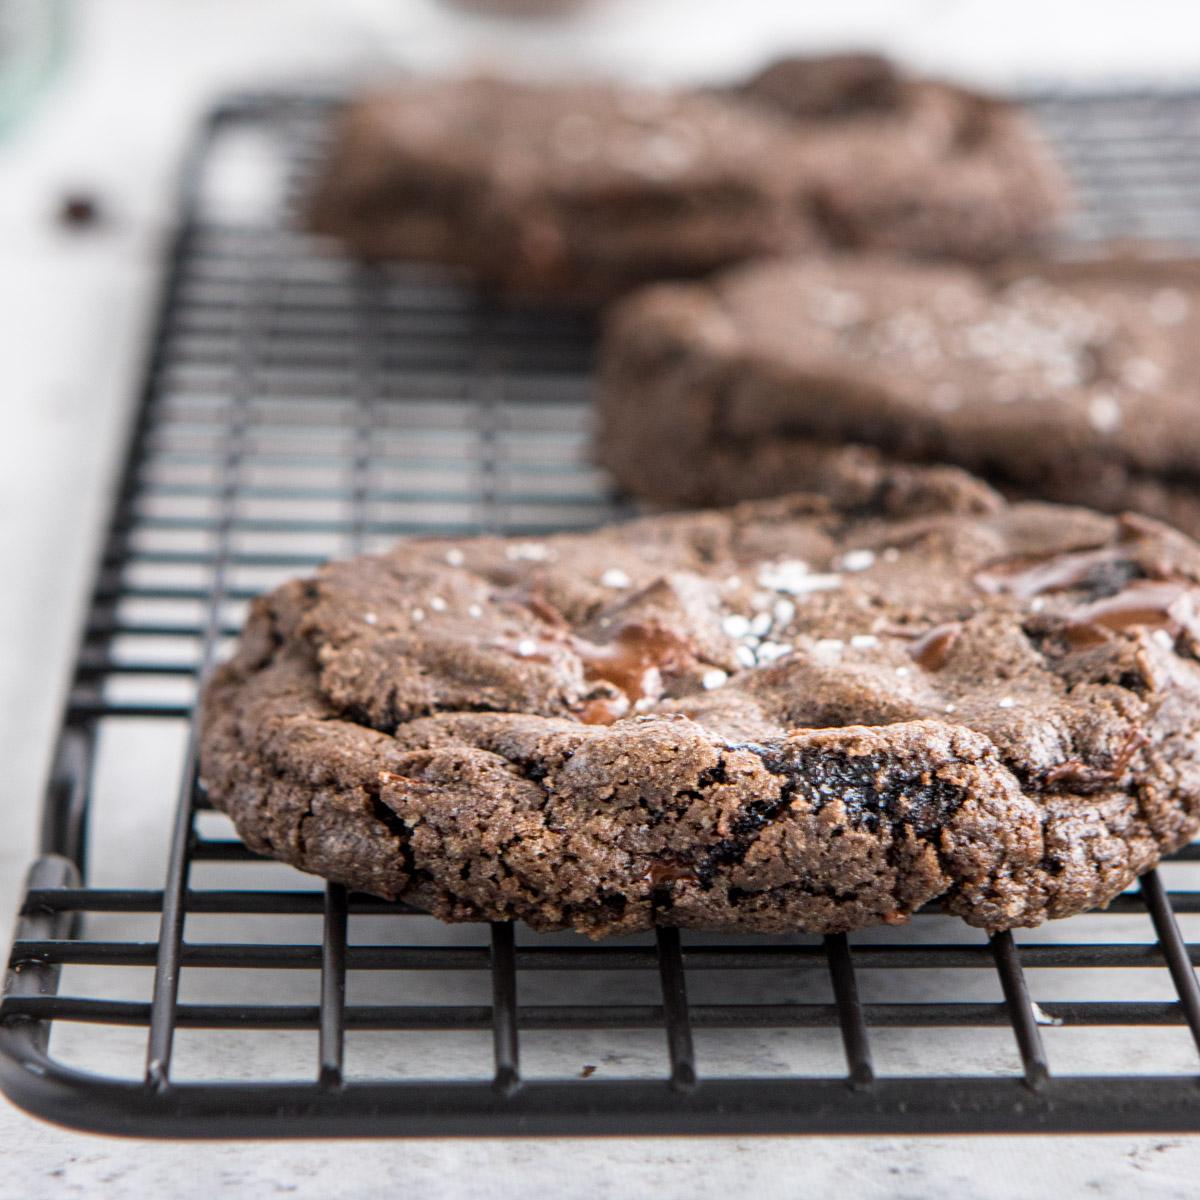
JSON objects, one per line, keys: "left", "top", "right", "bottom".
{"left": 304, "top": 75, "right": 812, "bottom": 306}
{"left": 199, "top": 478, "right": 1200, "bottom": 937}
{"left": 596, "top": 255, "right": 1200, "bottom": 534}
{"left": 735, "top": 54, "right": 1070, "bottom": 263}
{"left": 304, "top": 63, "right": 1066, "bottom": 304}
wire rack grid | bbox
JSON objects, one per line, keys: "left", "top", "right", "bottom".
{"left": 5, "top": 89, "right": 1200, "bottom": 1137}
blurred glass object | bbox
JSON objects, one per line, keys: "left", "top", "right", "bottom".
{"left": 440, "top": 0, "right": 594, "bottom": 17}
{"left": 0, "top": 0, "right": 68, "bottom": 138}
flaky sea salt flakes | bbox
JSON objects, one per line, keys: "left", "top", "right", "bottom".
{"left": 750, "top": 612, "right": 773, "bottom": 638}
{"left": 749, "top": 591, "right": 775, "bottom": 614}
{"left": 723, "top": 575, "right": 742, "bottom": 592}
{"left": 722, "top": 614, "right": 752, "bottom": 639}
{"left": 363, "top": 612, "right": 378, "bottom": 625}
{"left": 429, "top": 595, "right": 447, "bottom": 612}
{"left": 1122, "top": 356, "right": 1163, "bottom": 391}
{"left": 895, "top": 666, "right": 910, "bottom": 677}
{"left": 1030, "top": 1002, "right": 1063, "bottom": 1027}
{"left": 735, "top": 645, "right": 757, "bottom": 668}
{"left": 886, "top": 314, "right": 938, "bottom": 365}
{"left": 758, "top": 559, "right": 841, "bottom": 595}
{"left": 640, "top": 130, "right": 696, "bottom": 176}
{"left": 600, "top": 568, "right": 631, "bottom": 589}
{"left": 1088, "top": 394, "right": 1121, "bottom": 435}
{"left": 444, "top": 548, "right": 465, "bottom": 566}
{"left": 515, "top": 638, "right": 538, "bottom": 658}
{"left": 468, "top": 604, "right": 483, "bottom": 619}
{"left": 411, "top": 608, "right": 426, "bottom": 623}
{"left": 998, "top": 696, "right": 1015, "bottom": 708}
{"left": 757, "top": 559, "right": 808, "bottom": 591}
{"left": 1044, "top": 361, "right": 1083, "bottom": 389}
{"left": 944, "top": 703, "right": 957, "bottom": 713}
{"left": 839, "top": 549, "right": 875, "bottom": 573}
{"left": 930, "top": 381, "right": 962, "bottom": 412}
{"left": 819, "top": 288, "right": 866, "bottom": 329}
{"left": 506, "top": 542, "right": 551, "bottom": 562}
{"left": 813, "top": 638, "right": 844, "bottom": 662}
{"left": 757, "top": 641, "right": 792, "bottom": 664}
{"left": 882, "top": 548, "right": 901, "bottom": 563}
{"left": 701, "top": 668, "right": 728, "bottom": 690}
{"left": 966, "top": 322, "right": 1001, "bottom": 359}
{"left": 850, "top": 634, "right": 878, "bottom": 649}
{"left": 795, "top": 574, "right": 842, "bottom": 594}
{"left": 1153, "top": 629, "right": 1176, "bottom": 650}
{"left": 1150, "top": 287, "right": 1189, "bottom": 326}
{"left": 772, "top": 598, "right": 796, "bottom": 626}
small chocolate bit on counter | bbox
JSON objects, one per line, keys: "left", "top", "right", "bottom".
{"left": 57, "top": 192, "right": 103, "bottom": 229}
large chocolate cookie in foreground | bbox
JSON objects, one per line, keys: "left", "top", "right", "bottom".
{"left": 200, "top": 473, "right": 1200, "bottom": 936}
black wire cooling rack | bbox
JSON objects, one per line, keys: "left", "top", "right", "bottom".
{"left": 6, "top": 89, "right": 1200, "bottom": 1138}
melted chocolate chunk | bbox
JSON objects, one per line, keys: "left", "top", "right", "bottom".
{"left": 575, "top": 690, "right": 632, "bottom": 726}
{"left": 907, "top": 622, "right": 963, "bottom": 671}
{"left": 977, "top": 542, "right": 1200, "bottom": 650}
{"left": 1040, "top": 730, "right": 1148, "bottom": 794}
{"left": 1065, "top": 581, "right": 1200, "bottom": 648}
{"left": 646, "top": 861, "right": 699, "bottom": 887}
{"left": 976, "top": 547, "right": 1147, "bottom": 601}
{"left": 573, "top": 624, "right": 692, "bottom": 724}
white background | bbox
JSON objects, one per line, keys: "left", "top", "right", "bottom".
{"left": 2, "top": 1, "right": 1200, "bottom": 1195}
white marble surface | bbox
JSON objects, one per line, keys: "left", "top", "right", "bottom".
{"left": 4, "top": 1, "right": 1200, "bottom": 1194}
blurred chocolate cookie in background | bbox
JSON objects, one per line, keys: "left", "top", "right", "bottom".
{"left": 733, "top": 54, "right": 1070, "bottom": 262}
{"left": 597, "top": 253, "right": 1200, "bottom": 533}
{"left": 305, "top": 58, "right": 1068, "bottom": 305}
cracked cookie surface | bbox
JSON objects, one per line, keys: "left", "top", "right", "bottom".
{"left": 199, "top": 476, "right": 1200, "bottom": 936}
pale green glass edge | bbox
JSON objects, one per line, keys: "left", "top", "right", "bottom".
{"left": 0, "top": 0, "right": 71, "bottom": 141}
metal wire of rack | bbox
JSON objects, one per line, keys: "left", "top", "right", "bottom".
{"left": 5, "top": 90, "right": 1200, "bottom": 1138}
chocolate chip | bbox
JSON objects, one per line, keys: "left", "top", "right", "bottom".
{"left": 57, "top": 192, "right": 102, "bottom": 229}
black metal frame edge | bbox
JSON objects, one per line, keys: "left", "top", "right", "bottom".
{"left": 7, "top": 89, "right": 1200, "bottom": 1139}
{"left": 4, "top": 1036, "right": 1200, "bottom": 1139}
